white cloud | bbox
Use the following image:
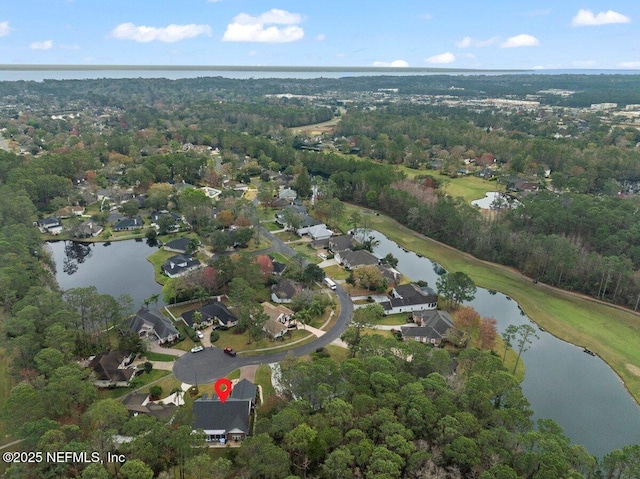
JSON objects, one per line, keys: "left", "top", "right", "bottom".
{"left": 619, "top": 61, "right": 640, "bottom": 69}
{"left": 315, "top": 33, "right": 326, "bottom": 41}
{"left": 372, "top": 60, "right": 409, "bottom": 67}
{"left": 571, "top": 9, "right": 630, "bottom": 26}
{"left": 109, "top": 23, "right": 212, "bottom": 43}
{"left": 0, "top": 21, "right": 11, "bottom": 37}
{"left": 455, "top": 36, "right": 499, "bottom": 48}
{"left": 572, "top": 60, "right": 597, "bottom": 68}
{"left": 425, "top": 52, "right": 455, "bottom": 64}
{"left": 31, "top": 40, "right": 53, "bottom": 50}
{"left": 223, "top": 9, "right": 305, "bottom": 42}
{"left": 501, "top": 34, "right": 539, "bottom": 48}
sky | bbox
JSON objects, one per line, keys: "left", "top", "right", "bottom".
{"left": 1, "top": 1, "right": 639, "bottom": 70}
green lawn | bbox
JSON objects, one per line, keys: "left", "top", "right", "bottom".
{"left": 263, "top": 221, "right": 282, "bottom": 232}
{"left": 326, "top": 345, "right": 350, "bottom": 362}
{"left": 214, "top": 328, "right": 314, "bottom": 354}
{"left": 398, "top": 168, "right": 503, "bottom": 203}
{"left": 342, "top": 203, "right": 640, "bottom": 403}
{"left": 275, "top": 231, "right": 299, "bottom": 242}
{"left": 144, "top": 351, "right": 178, "bottom": 362}
{"left": 98, "top": 369, "right": 171, "bottom": 400}
{"left": 255, "top": 365, "right": 276, "bottom": 400}
{"left": 146, "top": 249, "right": 176, "bottom": 285}
{"left": 322, "top": 264, "right": 350, "bottom": 281}
{"left": 138, "top": 373, "right": 182, "bottom": 396}
{"left": 376, "top": 312, "right": 412, "bottom": 326}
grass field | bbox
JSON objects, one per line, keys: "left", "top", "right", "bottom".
{"left": 288, "top": 117, "right": 341, "bottom": 136}
{"left": 323, "top": 264, "right": 350, "bottom": 281}
{"left": 144, "top": 351, "right": 178, "bottom": 362}
{"left": 255, "top": 365, "right": 276, "bottom": 400}
{"left": 146, "top": 249, "right": 176, "bottom": 285}
{"left": 398, "top": 168, "right": 504, "bottom": 203}
{"left": 342, "top": 203, "right": 640, "bottom": 403}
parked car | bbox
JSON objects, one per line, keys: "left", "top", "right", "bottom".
{"left": 223, "top": 347, "right": 237, "bottom": 357}
{"left": 318, "top": 252, "right": 327, "bottom": 260}
{"left": 196, "top": 330, "right": 204, "bottom": 339}
{"left": 191, "top": 346, "right": 204, "bottom": 353}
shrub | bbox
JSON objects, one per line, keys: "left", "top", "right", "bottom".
{"left": 210, "top": 331, "right": 220, "bottom": 343}
{"left": 143, "top": 361, "right": 153, "bottom": 374}
{"left": 149, "top": 385, "right": 163, "bottom": 400}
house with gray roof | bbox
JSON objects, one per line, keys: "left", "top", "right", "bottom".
{"left": 335, "top": 249, "right": 379, "bottom": 269}
{"left": 192, "top": 393, "right": 252, "bottom": 443}
{"left": 163, "top": 237, "right": 192, "bottom": 254}
{"left": 162, "top": 254, "right": 202, "bottom": 278}
{"left": 129, "top": 308, "right": 179, "bottom": 345}
{"left": 379, "top": 283, "right": 438, "bottom": 315}
{"left": 271, "top": 278, "right": 305, "bottom": 304}
{"left": 401, "top": 310, "right": 454, "bottom": 346}
{"left": 113, "top": 216, "right": 143, "bottom": 231}
{"left": 181, "top": 300, "right": 238, "bottom": 329}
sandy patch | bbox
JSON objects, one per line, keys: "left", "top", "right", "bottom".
{"left": 626, "top": 363, "right": 640, "bottom": 377}
{"left": 239, "top": 364, "right": 259, "bottom": 382}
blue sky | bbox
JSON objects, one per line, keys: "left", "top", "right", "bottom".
{"left": 1, "top": 0, "right": 639, "bottom": 70}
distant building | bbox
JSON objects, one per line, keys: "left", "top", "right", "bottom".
{"left": 162, "top": 254, "right": 202, "bottom": 278}
{"left": 113, "top": 216, "right": 143, "bottom": 232}
{"left": 379, "top": 283, "right": 438, "bottom": 315}
{"left": 129, "top": 309, "right": 179, "bottom": 345}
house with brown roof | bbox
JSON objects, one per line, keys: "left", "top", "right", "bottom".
{"left": 271, "top": 278, "right": 305, "bottom": 304}
{"left": 88, "top": 351, "right": 135, "bottom": 388}
{"left": 335, "top": 249, "right": 379, "bottom": 269}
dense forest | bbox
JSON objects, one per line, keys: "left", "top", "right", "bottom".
{"left": 1, "top": 74, "right": 640, "bottom": 477}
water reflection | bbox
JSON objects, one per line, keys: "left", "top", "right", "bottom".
{"left": 59, "top": 241, "right": 93, "bottom": 275}
{"left": 369, "top": 230, "right": 640, "bottom": 456}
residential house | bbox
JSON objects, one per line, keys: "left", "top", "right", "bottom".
{"left": 129, "top": 308, "right": 180, "bottom": 345}
{"left": 273, "top": 197, "right": 293, "bottom": 208}
{"left": 113, "top": 216, "right": 143, "bottom": 232}
{"left": 55, "top": 206, "right": 85, "bottom": 218}
{"left": 74, "top": 219, "right": 104, "bottom": 238}
{"left": 377, "top": 264, "right": 402, "bottom": 286}
{"left": 163, "top": 237, "right": 192, "bottom": 254}
{"left": 261, "top": 301, "right": 294, "bottom": 339}
{"left": 335, "top": 249, "right": 379, "bottom": 269}
{"left": 271, "top": 278, "right": 305, "bottom": 304}
{"left": 278, "top": 187, "right": 297, "bottom": 202}
{"left": 474, "top": 168, "right": 498, "bottom": 179}
{"left": 379, "top": 283, "right": 438, "bottom": 315}
{"left": 88, "top": 351, "right": 135, "bottom": 388}
{"left": 162, "top": 254, "right": 203, "bottom": 278}
{"left": 299, "top": 224, "right": 333, "bottom": 241}
{"left": 192, "top": 391, "right": 253, "bottom": 443}
{"left": 328, "top": 235, "right": 355, "bottom": 253}
{"left": 232, "top": 379, "right": 258, "bottom": 408}
{"left": 400, "top": 310, "right": 455, "bottom": 346}
{"left": 271, "top": 261, "right": 287, "bottom": 276}
{"left": 121, "top": 392, "right": 178, "bottom": 422}
{"left": 36, "top": 217, "right": 63, "bottom": 235}
{"left": 181, "top": 300, "right": 238, "bottom": 329}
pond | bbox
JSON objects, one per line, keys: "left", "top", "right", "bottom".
{"left": 471, "top": 191, "right": 520, "bottom": 210}
{"left": 46, "top": 239, "right": 164, "bottom": 310}
{"left": 370, "top": 230, "right": 640, "bottom": 457}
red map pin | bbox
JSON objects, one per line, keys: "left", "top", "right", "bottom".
{"left": 214, "top": 378, "right": 233, "bottom": 403}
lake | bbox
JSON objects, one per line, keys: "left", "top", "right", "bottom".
{"left": 46, "top": 235, "right": 640, "bottom": 456}
{"left": 370, "top": 231, "right": 640, "bottom": 457}
{"left": 46, "top": 239, "right": 164, "bottom": 310}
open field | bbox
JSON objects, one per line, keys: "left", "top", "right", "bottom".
{"left": 398, "top": 167, "right": 504, "bottom": 203}
{"left": 288, "top": 117, "right": 341, "bottom": 136}
{"left": 342, "top": 203, "right": 640, "bottom": 403}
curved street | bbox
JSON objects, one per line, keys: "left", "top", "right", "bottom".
{"left": 173, "top": 226, "right": 353, "bottom": 385}
{"left": 172, "top": 286, "right": 352, "bottom": 384}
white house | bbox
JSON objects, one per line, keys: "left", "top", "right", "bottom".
{"left": 379, "top": 283, "right": 438, "bottom": 315}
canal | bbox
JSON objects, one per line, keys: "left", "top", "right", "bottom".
{"left": 370, "top": 230, "right": 640, "bottom": 457}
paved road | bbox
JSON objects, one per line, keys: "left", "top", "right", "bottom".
{"left": 173, "top": 286, "right": 352, "bottom": 384}
{"left": 173, "top": 227, "right": 352, "bottom": 384}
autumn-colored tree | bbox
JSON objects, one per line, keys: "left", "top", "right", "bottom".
{"left": 478, "top": 317, "right": 498, "bottom": 350}
{"left": 217, "top": 209, "right": 234, "bottom": 228}
{"left": 255, "top": 255, "right": 274, "bottom": 281}
{"left": 453, "top": 306, "right": 481, "bottom": 347}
